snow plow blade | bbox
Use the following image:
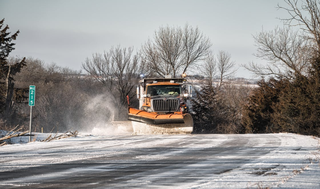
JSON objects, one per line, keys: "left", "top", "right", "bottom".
{"left": 127, "top": 107, "right": 193, "bottom": 134}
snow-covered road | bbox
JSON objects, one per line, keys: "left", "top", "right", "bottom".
{"left": 0, "top": 133, "right": 319, "bottom": 188}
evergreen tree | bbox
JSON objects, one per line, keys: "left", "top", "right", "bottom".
{"left": 274, "top": 58, "right": 320, "bottom": 136}
{"left": 191, "top": 85, "right": 230, "bottom": 133}
{"left": 241, "top": 78, "right": 286, "bottom": 133}
{"left": 0, "top": 19, "right": 26, "bottom": 123}
{"left": 242, "top": 57, "right": 320, "bottom": 137}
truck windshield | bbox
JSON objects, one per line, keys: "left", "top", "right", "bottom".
{"left": 147, "top": 85, "right": 181, "bottom": 97}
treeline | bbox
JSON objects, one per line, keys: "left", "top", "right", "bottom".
{"left": 3, "top": 58, "right": 121, "bottom": 133}
{"left": 192, "top": 0, "right": 320, "bottom": 137}
{"left": 1, "top": 19, "right": 214, "bottom": 133}
{"left": 240, "top": 0, "right": 320, "bottom": 137}
{"left": 2, "top": 0, "right": 320, "bottom": 137}
{"left": 242, "top": 57, "right": 320, "bottom": 136}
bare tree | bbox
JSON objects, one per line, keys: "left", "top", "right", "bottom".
{"left": 279, "top": 0, "right": 320, "bottom": 52}
{"left": 142, "top": 24, "right": 211, "bottom": 78}
{"left": 200, "top": 52, "right": 216, "bottom": 86}
{"left": 217, "top": 51, "right": 236, "bottom": 89}
{"left": 245, "top": 27, "right": 310, "bottom": 78}
{"left": 245, "top": 0, "right": 320, "bottom": 78}
{"left": 200, "top": 51, "right": 235, "bottom": 89}
{"left": 83, "top": 46, "right": 143, "bottom": 120}
{"left": 12, "top": 58, "right": 95, "bottom": 132}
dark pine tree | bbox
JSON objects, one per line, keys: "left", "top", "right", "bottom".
{"left": 0, "top": 19, "right": 26, "bottom": 124}
{"left": 241, "top": 78, "right": 286, "bottom": 133}
{"left": 191, "top": 85, "right": 230, "bottom": 133}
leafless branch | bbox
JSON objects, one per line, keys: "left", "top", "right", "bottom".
{"left": 41, "top": 131, "right": 78, "bottom": 142}
{"left": 200, "top": 52, "right": 216, "bottom": 86}
{"left": 246, "top": 27, "right": 310, "bottom": 78}
{"left": 83, "top": 46, "right": 142, "bottom": 118}
{"left": 245, "top": 0, "right": 320, "bottom": 78}
{"left": 217, "top": 51, "right": 236, "bottom": 89}
{"left": 278, "top": 0, "right": 320, "bottom": 52}
{"left": 142, "top": 24, "right": 211, "bottom": 78}
{"left": 0, "top": 126, "right": 29, "bottom": 146}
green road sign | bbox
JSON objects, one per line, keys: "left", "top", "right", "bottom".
{"left": 29, "top": 85, "right": 36, "bottom": 106}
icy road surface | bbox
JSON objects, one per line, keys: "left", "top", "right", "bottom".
{"left": 0, "top": 133, "right": 319, "bottom": 189}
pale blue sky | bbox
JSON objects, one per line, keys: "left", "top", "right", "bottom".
{"left": 0, "top": 0, "right": 288, "bottom": 78}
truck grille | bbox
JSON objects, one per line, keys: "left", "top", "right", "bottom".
{"left": 152, "top": 98, "right": 180, "bottom": 112}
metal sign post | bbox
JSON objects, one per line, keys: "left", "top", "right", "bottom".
{"left": 29, "top": 85, "right": 35, "bottom": 142}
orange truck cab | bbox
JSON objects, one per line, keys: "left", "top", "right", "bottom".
{"left": 127, "top": 75, "right": 194, "bottom": 133}
{"left": 137, "top": 77, "right": 192, "bottom": 114}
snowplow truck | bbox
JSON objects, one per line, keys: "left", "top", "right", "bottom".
{"left": 127, "top": 76, "right": 194, "bottom": 134}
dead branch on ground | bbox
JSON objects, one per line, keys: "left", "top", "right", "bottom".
{"left": 0, "top": 126, "right": 29, "bottom": 146}
{"left": 41, "top": 131, "right": 78, "bottom": 142}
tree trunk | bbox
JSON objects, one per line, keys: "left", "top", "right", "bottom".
{"left": 4, "top": 65, "right": 14, "bottom": 122}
